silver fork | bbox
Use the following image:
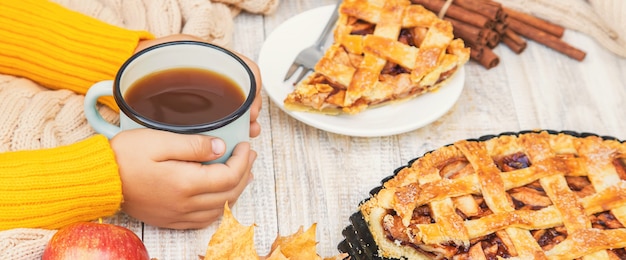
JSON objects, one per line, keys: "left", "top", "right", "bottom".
{"left": 283, "top": 2, "right": 341, "bottom": 83}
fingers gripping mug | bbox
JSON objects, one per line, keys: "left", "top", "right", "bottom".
{"left": 84, "top": 41, "right": 256, "bottom": 164}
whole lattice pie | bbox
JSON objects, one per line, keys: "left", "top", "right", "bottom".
{"left": 354, "top": 131, "right": 626, "bottom": 259}
{"left": 284, "top": 0, "right": 470, "bottom": 114}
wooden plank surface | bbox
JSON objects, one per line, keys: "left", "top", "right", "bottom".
{"left": 111, "top": 1, "right": 626, "bottom": 259}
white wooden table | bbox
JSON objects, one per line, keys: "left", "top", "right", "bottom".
{"left": 109, "top": 1, "right": 626, "bottom": 259}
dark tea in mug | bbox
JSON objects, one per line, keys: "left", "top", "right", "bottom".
{"left": 124, "top": 68, "right": 246, "bottom": 126}
{"left": 85, "top": 41, "right": 256, "bottom": 163}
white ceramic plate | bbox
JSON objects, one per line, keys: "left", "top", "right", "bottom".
{"left": 258, "top": 5, "right": 465, "bottom": 137}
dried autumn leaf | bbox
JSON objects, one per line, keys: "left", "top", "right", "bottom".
{"left": 265, "top": 245, "right": 289, "bottom": 260}
{"left": 203, "top": 205, "right": 349, "bottom": 259}
{"left": 203, "top": 203, "right": 258, "bottom": 260}
{"left": 269, "top": 224, "right": 321, "bottom": 260}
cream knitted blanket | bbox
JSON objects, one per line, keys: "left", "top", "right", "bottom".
{"left": 0, "top": 0, "right": 624, "bottom": 259}
{"left": 495, "top": 0, "right": 626, "bottom": 58}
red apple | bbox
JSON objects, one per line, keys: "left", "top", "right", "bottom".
{"left": 42, "top": 222, "right": 150, "bottom": 260}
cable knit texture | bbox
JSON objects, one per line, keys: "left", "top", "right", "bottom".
{"left": 0, "top": 75, "right": 120, "bottom": 151}
{"left": 0, "top": 229, "right": 56, "bottom": 260}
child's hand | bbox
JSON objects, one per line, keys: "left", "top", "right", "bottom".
{"left": 110, "top": 128, "right": 256, "bottom": 229}
{"left": 136, "top": 34, "right": 263, "bottom": 138}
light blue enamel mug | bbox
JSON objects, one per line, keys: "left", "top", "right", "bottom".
{"left": 84, "top": 41, "right": 256, "bottom": 164}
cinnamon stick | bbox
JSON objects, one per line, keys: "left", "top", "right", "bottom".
{"left": 412, "top": 0, "right": 494, "bottom": 29}
{"left": 493, "top": 19, "right": 508, "bottom": 35}
{"left": 485, "top": 30, "right": 500, "bottom": 48}
{"left": 444, "top": 17, "right": 492, "bottom": 47}
{"left": 471, "top": 45, "right": 499, "bottom": 69}
{"left": 503, "top": 7, "right": 565, "bottom": 38}
{"left": 508, "top": 17, "right": 585, "bottom": 61}
{"left": 452, "top": 0, "right": 502, "bottom": 21}
{"left": 502, "top": 30, "right": 527, "bottom": 54}
{"left": 475, "top": 0, "right": 508, "bottom": 20}
{"left": 496, "top": 10, "right": 508, "bottom": 22}
{"left": 503, "top": 29, "right": 525, "bottom": 46}
{"left": 478, "top": 0, "right": 502, "bottom": 8}
{"left": 502, "top": 37, "right": 525, "bottom": 54}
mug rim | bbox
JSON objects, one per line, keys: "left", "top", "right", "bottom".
{"left": 113, "top": 41, "right": 257, "bottom": 134}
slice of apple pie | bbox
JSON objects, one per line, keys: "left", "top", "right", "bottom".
{"left": 351, "top": 131, "right": 626, "bottom": 259}
{"left": 284, "top": 0, "right": 470, "bottom": 115}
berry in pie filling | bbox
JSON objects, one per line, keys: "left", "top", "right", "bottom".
{"left": 360, "top": 131, "right": 626, "bottom": 259}
{"left": 284, "top": 0, "right": 470, "bottom": 115}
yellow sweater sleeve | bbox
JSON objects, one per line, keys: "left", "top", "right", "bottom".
{"left": 0, "top": 0, "right": 154, "bottom": 110}
{"left": 0, "top": 135, "right": 122, "bottom": 230}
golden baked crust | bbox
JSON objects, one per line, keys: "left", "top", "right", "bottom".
{"left": 284, "top": 0, "right": 470, "bottom": 115}
{"left": 359, "top": 131, "right": 626, "bottom": 259}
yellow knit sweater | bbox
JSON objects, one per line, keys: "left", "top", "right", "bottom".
{"left": 0, "top": 0, "right": 154, "bottom": 230}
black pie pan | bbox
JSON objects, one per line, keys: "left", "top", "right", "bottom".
{"left": 336, "top": 130, "right": 622, "bottom": 259}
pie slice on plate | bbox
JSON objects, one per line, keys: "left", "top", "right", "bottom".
{"left": 284, "top": 0, "right": 470, "bottom": 115}
{"left": 341, "top": 130, "right": 626, "bottom": 259}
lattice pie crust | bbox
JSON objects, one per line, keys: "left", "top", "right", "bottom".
{"left": 284, "top": 0, "right": 470, "bottom": 115}
{"left": 360, "top": 131, "right": 626, "bottom": 259}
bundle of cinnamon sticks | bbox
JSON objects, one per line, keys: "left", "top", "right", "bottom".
{"left": 411, "top": 0, "right": 586, "bottom": 69}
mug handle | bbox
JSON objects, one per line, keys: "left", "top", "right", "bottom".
{"left": 84, "top": 80, "right": 121, "bottom": 139}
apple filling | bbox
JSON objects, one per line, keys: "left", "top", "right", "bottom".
{"left": 284, "top": 0, "right": 470, "bottom": 115}
{"left": 379, "top": 150, "right": 626, "bottom": 259}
